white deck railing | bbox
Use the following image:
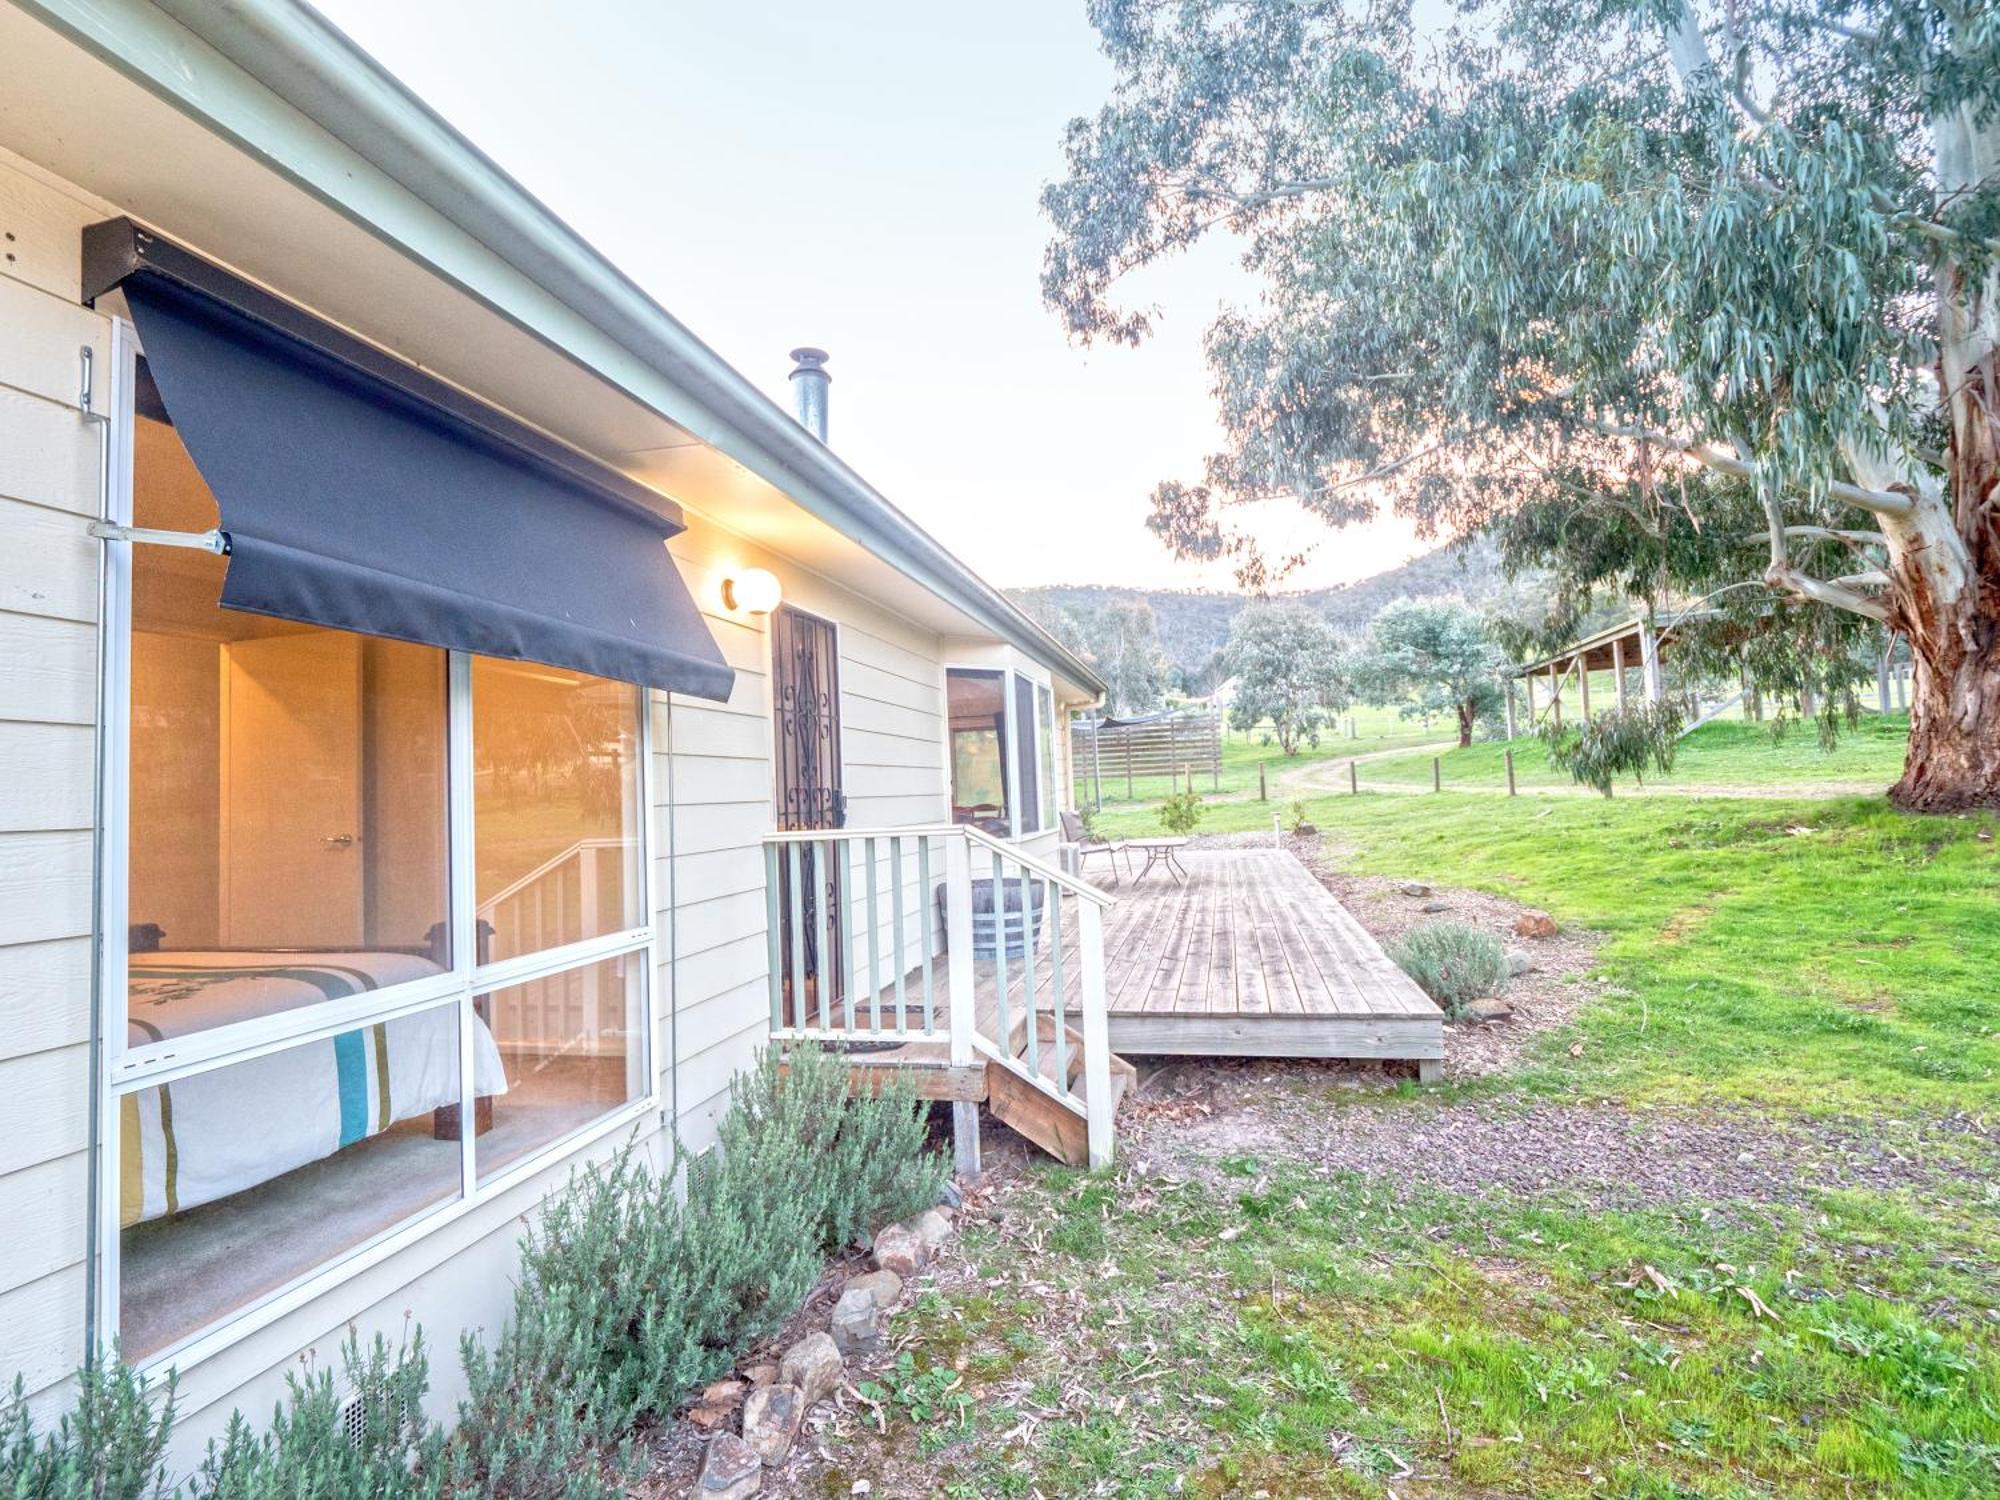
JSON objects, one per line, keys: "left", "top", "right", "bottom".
{"left": 761, "top": 823, "right": 1117, "bottom": 1167}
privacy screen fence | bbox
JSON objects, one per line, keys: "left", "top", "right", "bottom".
{"left": 1071, "top": 711, "right": 1222, "bottom": 808}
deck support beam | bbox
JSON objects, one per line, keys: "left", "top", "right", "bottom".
{"left": 1612, "top": 637, "right": 1627, "bottom": 713}
{"left": 951, "top": 1100, "right": 982, "bottom": 1179}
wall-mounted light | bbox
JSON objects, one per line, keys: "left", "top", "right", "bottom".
{"left": 722, "top": 567, "right": 782, "bottom": 616}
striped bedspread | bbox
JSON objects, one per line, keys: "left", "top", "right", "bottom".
{"left": 122, "top": 952, "right": 507, "bottom": 1226}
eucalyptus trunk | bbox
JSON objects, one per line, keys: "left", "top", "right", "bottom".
{"left": 1886, "top": 96, "right": 2000, "bottom": 813}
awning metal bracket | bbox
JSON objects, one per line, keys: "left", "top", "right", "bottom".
{"left": 87, "top": 520, "right": 231, "bottom": 555}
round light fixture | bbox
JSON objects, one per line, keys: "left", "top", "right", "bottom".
{"left": 722, "top": 567, "right": 782, "bottom": 615}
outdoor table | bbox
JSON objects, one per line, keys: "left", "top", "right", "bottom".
{"left": 1124, "top": 837, "right": 1190, "bottom": 885}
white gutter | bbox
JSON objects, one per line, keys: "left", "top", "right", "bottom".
{"left": 15, "top": 0, "right": 1104, "bottom": 698}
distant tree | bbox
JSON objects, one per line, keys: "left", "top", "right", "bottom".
{"left": 1018, "top": 594, "right": 1168, "bottom": 716}
{"left": 1354, "top": 600, "right": 1506, "bottom": 749}
{"left": 1224, "top": 604, "right": 1348, "bottom": 755}
{"left": 1093, "top": 600, "right": 1171, "bottom": 716}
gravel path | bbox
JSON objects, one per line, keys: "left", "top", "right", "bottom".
{"left": 1139, "top": 1093, "right": 1994, "bottom": 1217}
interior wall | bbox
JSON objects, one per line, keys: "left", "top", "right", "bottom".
{"left": 128, "top": 631, "right": 221, "bottom": 947}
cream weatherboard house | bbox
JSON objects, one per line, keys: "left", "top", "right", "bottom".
{"left": 0, "top": 0, "right": 1114, "bottom": 1454}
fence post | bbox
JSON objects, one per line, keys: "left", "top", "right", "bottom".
{"left": 1258, "top": 762, "right": 1268, "bottom": 801}
{"left": 1349, "top": 760, "right": 1359, "bottom": 796}
{"left": 1505, "top": 748, "right": 1516, "bottom": 796}
{"left": 1432, "top": 756, "right": 1441, "bottom": 792}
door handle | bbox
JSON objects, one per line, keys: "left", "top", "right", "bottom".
{"left": 321, "top": 834, "right": 357, "bottom": 849}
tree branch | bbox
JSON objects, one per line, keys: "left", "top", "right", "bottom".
{"left": 1737, "top": 526, "right": 1888, "bottom": 547}
{"left": 1587, "top": 420, "right": 1918, "bottom": 517}
{"left": 1766, "top": 562, "right": 1894, "bottom": 622}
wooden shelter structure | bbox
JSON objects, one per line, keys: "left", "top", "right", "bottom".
{"left": 1503, "top": 611, "right": 1717, "bottom": 735}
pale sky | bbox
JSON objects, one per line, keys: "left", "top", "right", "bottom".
{"left": 312, "top": 0, "right": 1426, "bottom": 592}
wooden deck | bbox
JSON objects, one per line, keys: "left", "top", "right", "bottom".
{"left": 1099, "top": 849, "right": 1442, "bottom": 1065}
{"left": 828, "top": 849, "right": 1441, "bottom": 1080}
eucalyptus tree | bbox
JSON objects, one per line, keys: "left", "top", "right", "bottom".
{"left": 1223, "top": 603, "right": 1351, "bottom": 753}
{"left": 1043, "top": 0, "right": 2000, "bottom": 810}
{"left": 1354, "top": 599, "right": 1507, "bottom": 747}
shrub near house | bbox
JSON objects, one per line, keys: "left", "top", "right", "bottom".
{"left": 0, "top": 1045, "right": 945, "bottom": 1499}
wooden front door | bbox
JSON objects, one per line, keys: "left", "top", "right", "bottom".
{"left": 771, "top": 606, "right": 844, "bottom": 1025}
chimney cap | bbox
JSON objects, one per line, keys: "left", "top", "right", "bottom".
{"left": 788, "top": 347, "right": 830, "bottom": 376}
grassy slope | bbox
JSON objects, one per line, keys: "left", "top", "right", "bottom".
{"left": 1362, "top": 714, "right": 1914, "bottom": 793}
{"left": 843, "top": 792, "right": 2000, "bottom": 1497}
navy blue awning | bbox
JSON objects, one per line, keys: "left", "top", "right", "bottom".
{"left": 87, "top": 220, "right": 734, "bottom": 702}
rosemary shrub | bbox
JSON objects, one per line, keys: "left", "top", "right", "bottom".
{"left": 1389, "top": 921, "right": 1509, "bottom": 1018}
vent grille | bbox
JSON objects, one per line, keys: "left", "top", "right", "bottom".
{"left": 337, "top": 1383, "right": 414, "bottom": 1450}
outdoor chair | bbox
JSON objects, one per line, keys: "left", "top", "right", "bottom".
{"left": 1059, "top": 809, "right": 1127, "bottom": 886}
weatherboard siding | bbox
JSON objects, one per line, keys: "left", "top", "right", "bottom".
{"left": 0, "top": 150, "right": 111, "bottom": 1408}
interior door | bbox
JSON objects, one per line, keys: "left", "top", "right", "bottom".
{"left": 771, "top": 606, "right": 844, "bottom": 1024}
{"left": 221, "top": 631, "right": 364, "bottom": 946}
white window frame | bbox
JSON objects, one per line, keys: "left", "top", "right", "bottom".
{"left": 92, "top": 316, "right": 660, "bottom": 1374}
{"left": 943, "top": 661, "right": 1054, "bottom": 842}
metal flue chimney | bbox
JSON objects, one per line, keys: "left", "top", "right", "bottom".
{"left": 788, "top": 347, "right": 830, "bottom": 443}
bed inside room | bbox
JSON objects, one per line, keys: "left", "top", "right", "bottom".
{"left": 120, "top": 366, "right": 648, "bottom": 1360}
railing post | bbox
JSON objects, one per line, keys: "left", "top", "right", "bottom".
{"left": 943, "top": 834, "right": 980, "bottom": 1178}
{"left": 764, "top": 842, "right": 783, "bottom": 1032}
{"left": 1078, "top": 898, "right": 1113, "bottom": 1170}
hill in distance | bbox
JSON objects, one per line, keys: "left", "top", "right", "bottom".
{"left": 1013, "top": 536, "right": 1538, "bottom": 679}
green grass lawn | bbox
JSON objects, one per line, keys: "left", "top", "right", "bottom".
{"left": 1091, "top": 715, "right": 1916, "bottom": 838}
{"left": 829, "top": 791, "right": 2000, "bottom": 1497}
{"left": 1081, "top": 704, "right": 1446, "bottom": 810}
{"left": 1359, "top": 714, "right": 1914, "bottom": 795}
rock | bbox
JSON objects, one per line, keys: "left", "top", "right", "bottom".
{"left": 871, "top": 1223, "right": 925, "bottom": 1277}
{"left": 698, "top": 1431, "right": 762, "bottom": 1497}
{"left": 1464, "top": 998, "right": 1514, "bottom": 1024}
{"left": 688, "top": 1404, "right": 733, "bottom": 1431}
{"left": 830, "top": 1289, "right": 887, "bottom": 1356}
{"left": 741, "top": 1383, "right": 803, "bottom": 1466}
{"left": 1399, "top": 881, "right": 1433, "bottom": 897}
{"left": 910, "top": 1208, "right": 953, "bottom": 1255}
{"left": 741, "top": 1362, "right": 778, "bottom": 1388}
{"left": 1514, "top": 908, "right": 1558, "bottom": 939}
{"left": 1294, "top": 822, "right": 1318, "bottom": 836}
{"left": 830, "top": 1272, "right": 902, "bottom": 1356}
{"left": 937, "top": 1178, "right": 965, "bottom": 1209}
{"left": 778, "top": 1331, "right": 844, "bottom": 1406}
{"left": 1506, "top": 948, "right": 1537, "bottom": 976}
{"left": 701, "top": 1378, "right": 748, "bottom": 1407}
{"left": 1420, "top": 901, "right": 1450, "bottom": 914}
{"left": 845, "top": 1268, "right": 904, "bottom": 1307}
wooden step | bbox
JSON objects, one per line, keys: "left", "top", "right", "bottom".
{"left": 987, "top": 1063, "right": 1092, "bottom": 1166}
{"left": 984, "top": 1016, "right": 1138, "bottom": 1167}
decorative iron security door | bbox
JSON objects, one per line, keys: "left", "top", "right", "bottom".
{"left": 772, "top": 606, "right": 845, "bottom": 1024}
